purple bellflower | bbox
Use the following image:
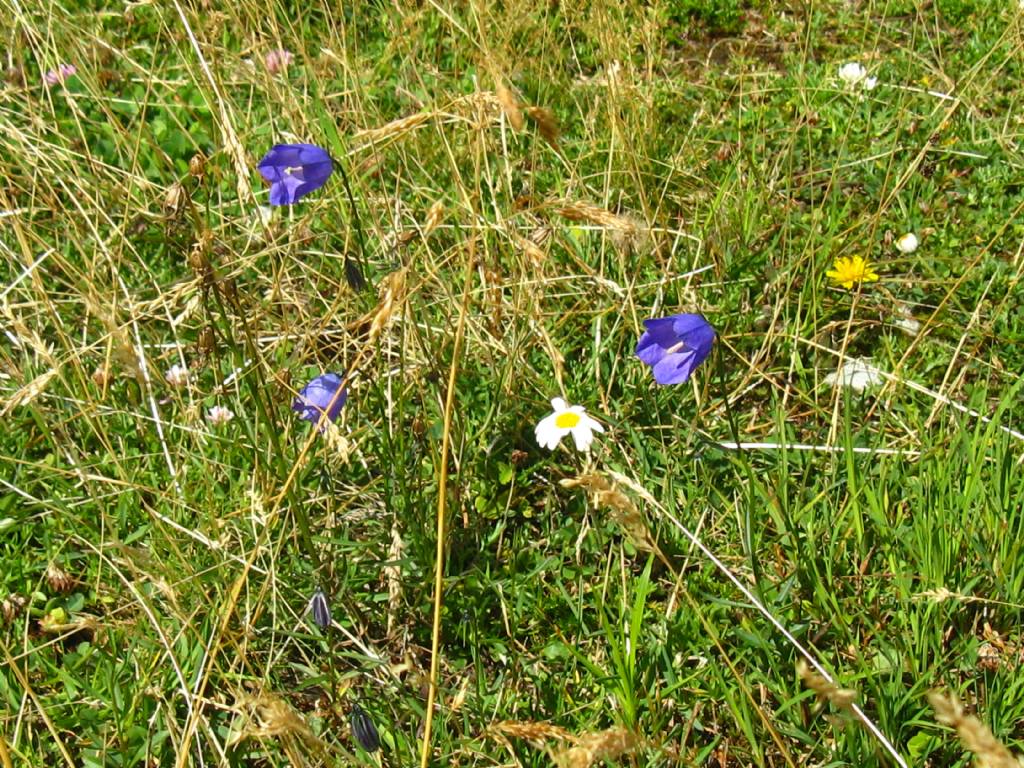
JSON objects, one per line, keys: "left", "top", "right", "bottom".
{"left": 293, "top": 372, "right": 347, "bottom": 430}
{"left": 257, "top": 143, "right": 333, "bottom": 205}
{"left": 636, "top": 313, "right": 716, "bottom": 385}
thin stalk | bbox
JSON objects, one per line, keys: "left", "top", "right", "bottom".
{"left": 419, "top": 239, "right": 476, "bottom": 768}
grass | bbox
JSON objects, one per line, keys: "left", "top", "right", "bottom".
{"left": 2, "top": 0, "right": 1024, "bottom": 766}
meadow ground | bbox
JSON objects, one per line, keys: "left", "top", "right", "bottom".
{"left": 2, "top": 1, "right": 1024, "bottom": 766}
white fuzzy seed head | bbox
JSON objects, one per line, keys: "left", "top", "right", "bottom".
{"left": 896, "top": 233, "right": 919, "bottom": 254}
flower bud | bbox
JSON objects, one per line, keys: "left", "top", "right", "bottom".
{"left": 350, "top": 703, "right": 380, "bottom": 752}
{"left": 189, "top": 152, "right": 207, "bottom": 180}
{"left": 310, "top": 588, "right": 331, "bottom": 629}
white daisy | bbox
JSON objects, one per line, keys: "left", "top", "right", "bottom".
{"left": 535, "top": 397, "right": 604, "bottom": 452}
{"left": 896, "top": 232, "right": 919, "bottom": 254}
{"left": 166, "top": 362, "right": 189, "bottom": 388}
{"left": 824, "top": 358, "right": 884, "bottom": 393}
{"left": 206, "top": 405, "right": 235, "bottom": 426}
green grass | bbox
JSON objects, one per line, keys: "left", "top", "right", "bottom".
{"left": 2, "top": 0, "right": 1024, "bottom": 766}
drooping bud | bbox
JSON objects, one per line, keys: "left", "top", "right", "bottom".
{"left": 309, "top": 587, "right": 331, "bottom": 629}
{"left": 164, "top": 181, "right": 188, "bottom": 217}
{"left": 350, "top": 703, "right": 380, "bottom": 752}
{"left": 188, "top": 152, "right": 207, "bottom": 181}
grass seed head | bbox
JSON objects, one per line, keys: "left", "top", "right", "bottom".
{"left": 514, "top": 233, "right": 546, "bottom": 267}
{"left": 797, "top": 660, "right": 858, "bottom": 710}
{"left": 554, "top": 727, "right": 640, "bottom": 768}
{"left": 354, "top": 112, "right": 432, "bottom": 147}
{"left": 929, "top": 690, "right": 1023, "bottom": 768}
{"left": 487, "top": 720, "right": 575, "bottom": 746}
{"left": 423, "top": 200, "right": 445, "bottom": 236}
{"left": 561, "top": 474, "right": 660, "bottom": 555}
{"left": 556, "top": 201, "right": 635, "bottom": 232}
{"left": 525, "top": 105, "right": 560, "bottom": 147}
{"left": 496, "top": 81, "right": 524, "bottom": 131}
{"left": 368, "top": 268, "right": 408, "bottom": 344}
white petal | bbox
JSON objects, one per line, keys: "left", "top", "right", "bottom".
{"left": 848, "top": 371, "right": 871, "bottom": 393}
{"left": 826, "top": 358, "right": 884, "bottom": 392}
{"left": 581, "top": 414, "right": 605, "bottom": 433}
{"left": 550, "top": 397, "right": 568, "bottom": 412}
{"left": 570, "top": 424, "right": 594, "bottom": 451}
{"left": 535, "top": 414, "right": 565, "bottom": 450}
{"left": 838, "top": 62, "right": 866, "bottom": 83}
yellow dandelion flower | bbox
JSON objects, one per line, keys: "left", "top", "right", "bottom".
{"left": 826, "top": 255, "right": 880, "bottom": 289}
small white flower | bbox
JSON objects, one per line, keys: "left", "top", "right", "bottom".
{"left": 166, "top": 363, "right": 189, "bottom": 388}
{"left": 896, "top": 232, "right": 919, "bottom": 254}
{"left": 838, "top": 62, "right": 868, "bottom": 85}
{"left": 838, "top": 62, "right": 878, "bottom": 90}
{"left": 534, "top": 397, "right": 604, "bottom": 452}
{"left": 254, "top": 206, "right": 273, "bottom": 227}
{"left": 824, "top": 358, "right": 884, "bottom": 393}
{"left": 206, "top": 405, "right": 234, "bottom": 426}
{"left": 893, "top": 315, "right": 921, "bottom": 336}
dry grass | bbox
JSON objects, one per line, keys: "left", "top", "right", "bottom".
{"left": 3, "top": 1, "right": 1024, "bottom": 766}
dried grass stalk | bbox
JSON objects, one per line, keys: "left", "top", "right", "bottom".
{"left": 556, "top": 201, "right": 636, "bottom": 232}
{"left": 797, "top": 659, "right": 858, "bottom": 709}
{"left": 560, "top": 474, "right": 661, "bottom": 557}
{"left": 513, "top": 233, "right": 546, "bottom": 267}
{"left": 385, "top": 522, "right": 404, "bottom": 636}
{"left": 929, "top": 690, "right": 1024, "bottom": 768}
{"left": 227, "top": 692, "right": 324, "bottom": 752}
{"left": 554, "top": 727, "right": 639, "bottom": 768}
{"left": 496, "top": 81, "right": 524, "bottom": 131}
{"left": 353, "top": 112, "right": 432, "bottom": 146}
{"left": 487, "top": 720, "right": 575, "bottom": 745}
{"left": 560, "top": 473, "right": 612, "bottom": 494}
{"left": 488, "top": 720, "right": 640, "bottom": 767}
{"left": 1, "top": 369, "right": 57, "bottom": 416}
{"left": 422, "top": 200, "right": 445, "bottom": 237}
{"left": 525, "top": 105, "right": 560, "bottom": 147}
{"left": 368, "top": 268, "right": 408, "bottom": 344}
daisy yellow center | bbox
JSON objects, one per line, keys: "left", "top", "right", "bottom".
{"left": 826, "top": 255, "right": 879, "bottom": 289}
{"left": 555, "top": 412, "right": 580, "bottom": 429}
